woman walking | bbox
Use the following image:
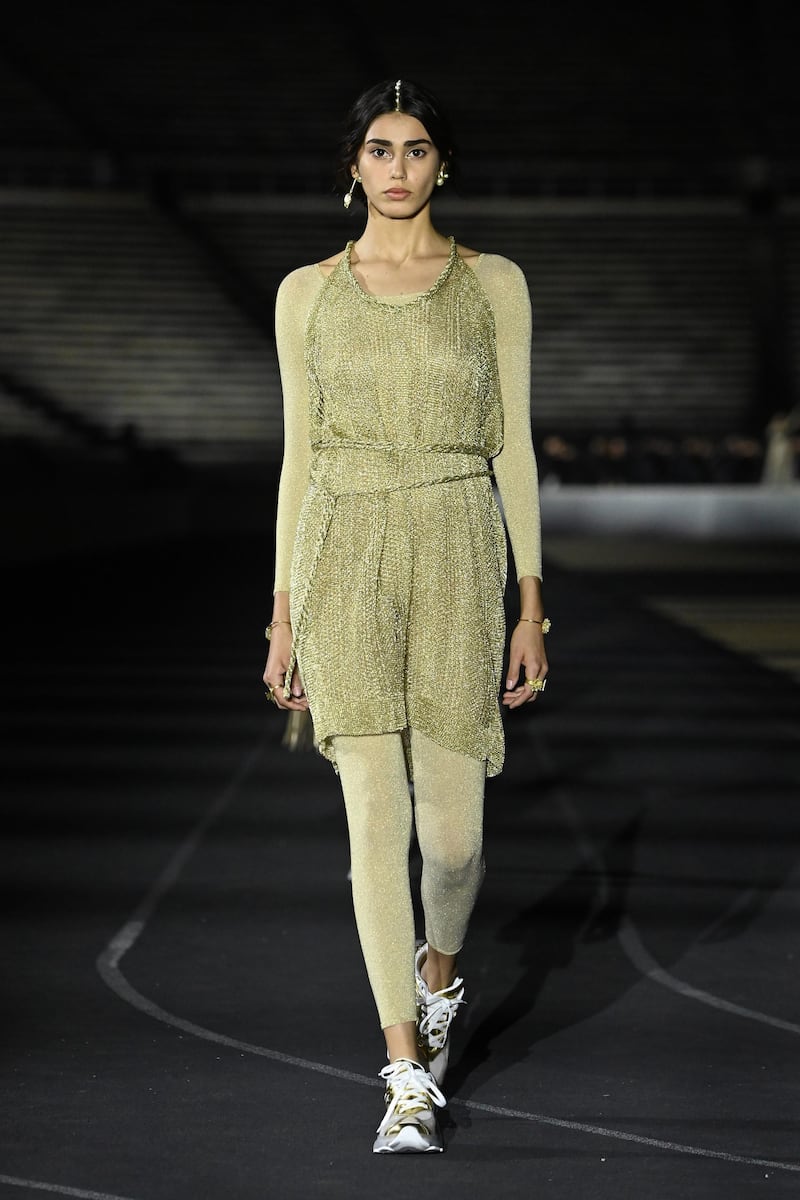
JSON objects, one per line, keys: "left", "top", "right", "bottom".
{"left": 263, "top": 77, "right": 548, "bottom": 1153}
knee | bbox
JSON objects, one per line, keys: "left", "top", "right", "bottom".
{"left": 423, "top": 837, "right": 484, "bottom": 883}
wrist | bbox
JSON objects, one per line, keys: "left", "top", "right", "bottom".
{"left": 265, "top": 619, "right": 292, "bottom": 640}
{"left": 517, "top": 616, "right": 551, "bottom": 633}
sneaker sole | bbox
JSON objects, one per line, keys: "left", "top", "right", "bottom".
{"left": 373, "top": 1132, "right": 443, "bottom": 1153}
{"left": 373, "top": 1117, "right": 443, "bottom": 1154}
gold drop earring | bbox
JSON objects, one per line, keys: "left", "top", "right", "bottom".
{"left": 343, "top": 174, "right": 361, "bottom": 209}
{"left": 436, "top": 164, "right": 449, "bottom": 187}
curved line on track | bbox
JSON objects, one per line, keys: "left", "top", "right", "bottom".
{"left": 552, "top": 784, "right": 800, "bottom": 1035}
{"left": 617, "top": 916, "right": 800, "bottom": 1035}
{"left": 0, "top": 1173, "right": 138, "bottom": 1200}
{"left": 94, "top": 738, "right": 800, "bottom": 1176}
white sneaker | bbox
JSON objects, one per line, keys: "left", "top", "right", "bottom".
{"left": 415, "top": 942, "right": 466, "bottom": 1086}
{"left": 372, "top": 1058, "right": 446, "bottom": 1153}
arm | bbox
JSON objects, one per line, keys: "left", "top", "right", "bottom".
{"left": 264, "top": 266, "right": 320, "bottom": 710}
{"left": 478, "top": 255, "right": 548, "bottom": 707}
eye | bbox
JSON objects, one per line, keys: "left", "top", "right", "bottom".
{"left": 407, "top": 147, "right": 427, "bottom": 159}
{"left": 370, "top": 147, "right": 390, "bottom": 159}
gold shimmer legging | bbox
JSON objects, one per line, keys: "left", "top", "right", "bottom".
{"left": 333, "top": 727, "right": 486, "bottom": 1029}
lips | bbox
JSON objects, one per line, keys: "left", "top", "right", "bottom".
{"left": 384, "top": 189, "right": 410, "bottom": 199}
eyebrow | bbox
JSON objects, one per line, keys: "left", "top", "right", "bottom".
{"left": 365, "top": 138, "right": 432, "bottom": 148}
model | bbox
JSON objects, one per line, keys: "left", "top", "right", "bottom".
{"left": 263, "top": 77, "right": 549, "bottom": 1153}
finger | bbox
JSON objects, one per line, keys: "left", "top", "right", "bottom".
{"left": 502, "top": 675, "right": 547, "bottom": 708}
{"left": 267, "top": 673, "right": 309, "bottom": 711}
{"left": 505, "top": 653, "right": 523, "bottom": 691}
{"left": 501, "top": 683, "right": 531, "bottom": 709}
{"left": 265, "top": 676, "right": 288, "bottom": 709}
{"left": 523, "top": 674, "right": 547, "bottom": 704}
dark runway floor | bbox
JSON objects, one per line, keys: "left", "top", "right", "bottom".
{"left": 2, "top": 527, "right": 799, "bottom": 1199}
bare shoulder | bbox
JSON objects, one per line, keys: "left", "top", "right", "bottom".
{"left": 456, "top": 243, "right": 482, "bottom": 270}
{"left": 317, "top": 248, "right": 348, "bottom": 278}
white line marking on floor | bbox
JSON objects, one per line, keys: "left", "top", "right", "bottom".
{"left": 97, "top": 955, "right": 382, "bottom": 1089}
{"left": 97, "top": 961, "right": 800, "bottom": 1174}
{"left": 554, "top": 787, "right": 800, "bottom": 1035}
{"left": 93, "top": 738, "right": 800, "bottom": 1176}
{"left": 452, "top": 1102, "right": 800, "bottom": 1172}
{"left": 0, "top": 1173, "right": 138, "bottom": 1200}
{"left": 618, "top": 916, "right": 800, "bottom": 1034}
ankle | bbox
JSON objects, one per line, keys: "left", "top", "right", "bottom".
{"left": 384, "top": 1019, "right": 425, "bottom": 1066}
{"left": 422, "top": 948, "right": 458, "bottom": 995}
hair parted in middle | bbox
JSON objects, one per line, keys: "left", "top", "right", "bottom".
{"left": 334, "top": 78, "right": 457, "bottom": 208}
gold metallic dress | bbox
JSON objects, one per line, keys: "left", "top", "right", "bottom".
{"left": 273, "top": 237, "right": 542, "bottom": 777}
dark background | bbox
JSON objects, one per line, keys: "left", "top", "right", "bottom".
{"left": 2, "top": 9, "right": 800, "bottom": 1199}
{"left": 2, "top": 0, "right": 800, "bottom": 560}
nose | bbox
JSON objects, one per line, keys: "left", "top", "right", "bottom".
{"left": 390, "top": 158, "right": 407, "bottom": 180}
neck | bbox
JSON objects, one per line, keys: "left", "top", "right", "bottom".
{"left": 355, "top": 207, "right": 449, "bottom": 263}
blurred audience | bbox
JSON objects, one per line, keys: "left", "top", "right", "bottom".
{"left": 761, "top": 408, "right": 800, "bottom": 485}
{"left": 4, "top": 422, "right": 797, "bottom": 489}
{"left": 538, "top": 425, "right": 789, "bottom": 485}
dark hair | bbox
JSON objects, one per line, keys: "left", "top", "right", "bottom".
{"left": 335, "top": 78, "right": 457, "bottom": 207}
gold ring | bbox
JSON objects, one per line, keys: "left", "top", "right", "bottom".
{"left": 265, "top": 686, "right": 276, "bottom": 703}
{"left": 526, "top": 677, "right": 546, "bottom": 692}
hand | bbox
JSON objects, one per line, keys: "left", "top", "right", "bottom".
{"left": 263, "top": 625, "right": 309, "bottom": 711}
{"left": 501, "top": 621, "right": 549, "bottom": 710}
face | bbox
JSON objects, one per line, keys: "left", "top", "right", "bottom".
{"left": 354, "top": 111, "right": 442, "bottom": 216}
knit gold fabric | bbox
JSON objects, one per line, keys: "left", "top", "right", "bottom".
{"left": 273, "top": 238, "right": 541, "bottom": 777}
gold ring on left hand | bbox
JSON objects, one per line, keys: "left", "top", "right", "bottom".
{"left": 526, "top": 677, "right": 546, "bottom": 692}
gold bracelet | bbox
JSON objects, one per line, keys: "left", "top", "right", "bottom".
{"left": 518, "top": 616, "right": 551, "bottom": 633}
{"left": 265, "top": 619, "right": 292, "bottom": 640}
